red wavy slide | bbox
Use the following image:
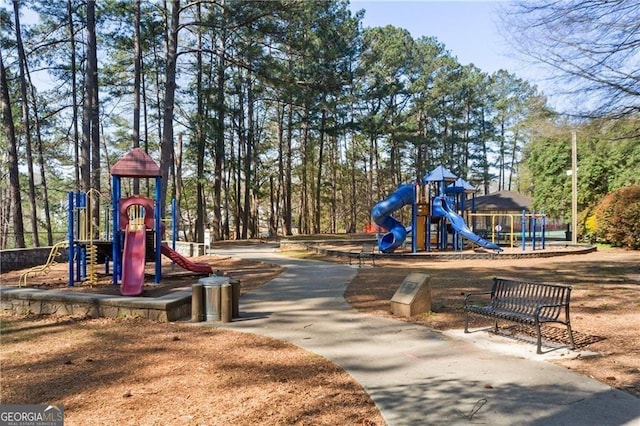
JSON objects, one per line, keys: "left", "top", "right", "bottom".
{"left": 161, "top": 244, "right": 213, "bottom": 274}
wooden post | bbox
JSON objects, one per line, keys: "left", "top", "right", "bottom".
{"left": 220, "top": 283, "right": 232, "bottom": 323}
{"left": 231, "top": 279, "right": 240, "bottom": 318}
{"left": 191, "top": 283, "right": 203, "bottom": 322}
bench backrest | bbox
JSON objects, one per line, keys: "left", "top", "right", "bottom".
{"left": 491, "top": 277, "right": 572, "bottom": 320}
{"left": 362, "top": 243, "right": 376, "bottom": 253}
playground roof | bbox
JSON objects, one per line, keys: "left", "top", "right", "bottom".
{"left": 451, "top": 178, "right": 477, "bottom": 193}
{"left": 474, "top": 191, "right": 532, "bottom": 211}
{"left": 423, "top": 165, "right": 457, "bottom": 182}
{"left": 110, "top": 148, "right": 161, "bottom": 178}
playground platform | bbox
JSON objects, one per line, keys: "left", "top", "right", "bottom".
{"left": 0, "top": 285, "right": 193, "bottom": 322}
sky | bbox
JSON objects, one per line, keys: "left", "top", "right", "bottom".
{"left": 348, "top": 1, "right": 559, "bottom": 107}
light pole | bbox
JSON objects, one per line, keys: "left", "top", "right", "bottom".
{"left": 571, "top": 131, "right": 578, "bottom": 244}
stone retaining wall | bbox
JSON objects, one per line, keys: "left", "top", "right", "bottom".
{"left": 1, "top": 247, "right": 69, "bottom": 272}
{"left": 0, "top": 241, "right": 206, "bottom": 273}
{"left": 1, "top": 287, "right": 192, "bottom": 322}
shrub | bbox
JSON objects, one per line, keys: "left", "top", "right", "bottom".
{"left": 593, "top": 185, "right": 640, "bottom": 249}
{"left": 579, "top": 208, "right": 598, "bottom": 243}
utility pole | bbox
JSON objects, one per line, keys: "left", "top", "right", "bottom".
{"left": 571, "top": 131, "right": 578, "bottom": 244}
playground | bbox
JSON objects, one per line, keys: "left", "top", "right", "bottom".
{"left": 1, "top": 243, "right": 638, "bottom": 424}
{"left": 1, "top": 151, "right": 638, "bottom": 422}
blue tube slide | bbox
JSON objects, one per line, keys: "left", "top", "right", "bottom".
{"left": 432, "top": 196, "right": 503, "bottom": 252}
{"left": 371, "top": 184, "right": 415, "bottom": 253}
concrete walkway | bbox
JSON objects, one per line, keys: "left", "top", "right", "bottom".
{"left": 212, "top": 244, "right": 640, "bottom": 426}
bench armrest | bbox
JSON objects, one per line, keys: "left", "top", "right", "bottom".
{"left": 463, "top": 290, "right": 492, "bottom": 306}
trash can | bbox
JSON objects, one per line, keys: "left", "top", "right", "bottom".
{"left": 199, "top": 276, "right": 230, "bottom": 322}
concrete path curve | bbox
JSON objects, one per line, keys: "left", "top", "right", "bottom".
{"left": 212, "top": 244, "right": 640, "bottom": 426}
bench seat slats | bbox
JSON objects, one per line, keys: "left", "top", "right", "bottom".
{"left": 464, "top": 277, "right": 576, "bottom": 354}
{"left": 466, "top": 306, "right": 565, "bottom": 325}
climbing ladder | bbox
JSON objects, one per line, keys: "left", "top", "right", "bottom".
{"left": 19, "top": 240, "right": 68, "bottom": 287}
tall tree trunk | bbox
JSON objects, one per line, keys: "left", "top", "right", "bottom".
{"left": 132, "top": 0, "right": 142, "bottom": 194}
{"left": 348, "top": 133, "right": 357, "bottom": 233}
{"left": 330, "top": 132, "right": 338, "bottom": 233}
{"left": 88, "top": 0, "right": 101, "bottom": 237}
{"left": 67, "top": 0, "right": 80, "bottom": 190}
{"left": 300, "top": 106, "right": 310, "bottom": 234}
{"left": 194, "top": 2, "right": 205, "bottom": 244}
{"left": 389, "top": 94, "right": 400, "bottom": 188}
{"left": 499, "top": 121, "right": 506, "bottom": 191}
{"left": 13, "top": 1, "right": 39, "bottom": 247}
{"left": 175, "top": 133, "right": 183, "bottom": 240}
{"left": 17, "top": 15, "right": 54, "bottom": 245}
{"left": 508, "top": 129, "right": 519, "bottom": 191}
{"left": 268, "top": 176, "right": 277, "bottom": 237}
{"left": 314, "top": 108, "right": 326, "bottom": 234}
{"left": 0, "top": 51, "right": 26, "bottom": 248}
{"left": 222, "top": 125, "right": 232, "bottom": 240}
{"left": 284, "top": 102, "right": 293, "bottom": 235}
{"left": 480, "top": 107, "right": 490, "bottom": 194}
{"left": 29, "top": 80, "right": 53, "bottom": 245}
{"left": 160, "top": 0, "right": 180, "bottom": 219}
{"left": 243, "top": 73, "right": 254, "bottom": 239}
{"left": 80, "top": 9, "right": 91, "bottom": 193}
{"left": 234, "top": 94, "right": 242, "bottom": 239}
{"left": 276, "top": 102, "right": 286, "bottom": 236}
{"left": 212, "top": 3, "right": 226, "bottom": 240}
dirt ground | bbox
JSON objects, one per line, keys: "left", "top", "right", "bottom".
{"left": 1, "top": 244, "right": 639, "bottom": 425}
{"left": 0, "top": 254, "right": 382, "bottom": 426}
{"left": 343, "top": 246, "right": 640, "bottom": 399}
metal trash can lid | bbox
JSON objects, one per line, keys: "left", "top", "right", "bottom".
{"left": 199, "top": 276, "right": 230, "bottom": 287}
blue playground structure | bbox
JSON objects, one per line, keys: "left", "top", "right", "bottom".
{"left": 371, "top": 166, "right": 544, "bottom": 254}
{"left": 66, "top": 189, "right": 113, "bottom": 287}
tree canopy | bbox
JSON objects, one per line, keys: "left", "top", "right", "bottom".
{"left": 1, "top": 0, "right": 638, "bottom": 249}
{"left": 502, "top": 0, "right": 640, "bottom": 120}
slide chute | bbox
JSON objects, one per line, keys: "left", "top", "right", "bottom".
{"left": 432, "top": 196, "right": 503, "bottom": 252}
{"left": 161, "top": 244, "right": 213, "bottom": 274}
{"left": 120, "top": 228, "right": 147, "bottom": 296}
{"left": 371, "top": 184, "right": 415, "bottom": 253}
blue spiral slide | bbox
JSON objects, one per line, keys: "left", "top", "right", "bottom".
{"left": 371, "top": 184, "right": 415, "bottom": 253}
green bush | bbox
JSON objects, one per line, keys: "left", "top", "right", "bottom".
{"left": 578, "top": 208, "right": 598, "bottom": 243}
{"left": 593, "top": 185, "right": 640, "bottom": 249}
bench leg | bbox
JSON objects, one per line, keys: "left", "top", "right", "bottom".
{"left": 566, "top": 323, "right": 576, "bottom": 349}
{"left": 464, "top": 311, "right": 470, "bottom": 333}
{"left": 535, "top": 319, "right": 543, "bottom": 354}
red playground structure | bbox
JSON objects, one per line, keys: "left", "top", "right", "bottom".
{"left": 111, "top": 148, "right": 212, "bottom": 296}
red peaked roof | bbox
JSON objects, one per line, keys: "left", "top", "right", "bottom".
{"left": 110, "top": 148, "right": 161, "bottom": 178}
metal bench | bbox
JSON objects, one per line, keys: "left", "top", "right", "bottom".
{"left": 464, "top": 277, "right": 576, "bottom": 354}
{"left": 349, "top": 243, "right": 376, "bottom": 267}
